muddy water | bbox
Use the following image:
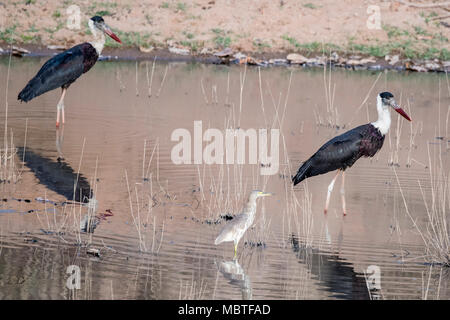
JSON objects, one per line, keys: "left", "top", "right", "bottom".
{"left": 0, "top": 57, "right": 449, "bottom": 299}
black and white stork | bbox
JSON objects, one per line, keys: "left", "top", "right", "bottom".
{"left": 18, "top": 16, "right": 122, "bottom": 127}
{"left": 292, "top": 92, "right": 411, "bottom": 215}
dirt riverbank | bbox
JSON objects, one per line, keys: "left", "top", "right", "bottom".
{"left": 0, "top": 0, "right": 449, "bottom": 71}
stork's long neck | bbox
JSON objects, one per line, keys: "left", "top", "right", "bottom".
{"left": 88, "top": 20, "right": 105, "bottom": 55}
{"left": 371, "top": 95, "right": 391, "bottom": 135}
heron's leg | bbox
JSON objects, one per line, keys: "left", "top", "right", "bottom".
{"left": 234, "top": 243, "right": 237, "bottom": 258}
{"left": 341, "top": 171, "right": 346, "bottom": 216}
{"left": 324, "top": 170, "right": 340, "bottom": 214}
{"left": 56, "top": 88, "right": 67, "bottom": 127}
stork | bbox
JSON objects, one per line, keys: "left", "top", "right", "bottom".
{"left": 18, "top": 16, "right": 122, "bottom": 127}
{"left": 292, "top": 92, "right": 411, "bottom": 215}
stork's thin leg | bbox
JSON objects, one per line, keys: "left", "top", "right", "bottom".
{"left": 234, "top": 243, "right": 237, "bottom": 258}
{"left": 56, "top": 88, "right": 67, "bottom": 128}
{"left": 341, "top": 171, "right": 347, "bottom": 216}
{"left": 324, "top": 170, "right": 340, "bottom": 214}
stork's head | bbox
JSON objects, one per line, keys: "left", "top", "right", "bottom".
{"left": 378, "top": 92, "right": 411, "bottom": 121}
{"left": 249, "top": 190, "right": 273, "bottom": 201}
{"left": 89, "top": 16, "right": 122, "bottom": 43}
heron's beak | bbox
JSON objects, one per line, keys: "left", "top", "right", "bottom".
{"left": 258, "top": 192, "right": 273, "bottom": 197}
{"left": 102, "top": 24, "right": 122, "bottom": 44}
{"left": 390, "top": 100, "right": 411, "bottom": 122}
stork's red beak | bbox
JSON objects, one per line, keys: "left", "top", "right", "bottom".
{"left": 394, "top": 107, "right": 411, "bottom": 121}
{"left": 391, "top": 100, "right": 411, "bottom": 121}
{"left": 104, "top": 27, "right": 122, "bottom": 44}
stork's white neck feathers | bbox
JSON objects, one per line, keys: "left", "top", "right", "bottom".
{"left": 371, "top": 95, "right": 391, "bottom": 135}
{"left": 88, "top": 19, "right": 105, "bottom": 55}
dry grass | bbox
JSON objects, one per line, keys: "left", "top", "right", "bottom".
{"left": 124, "top": 138, "right": 167, "bottom": 253}
{"left": 393, "top": 75, "right": 450, "bottom": 268}
{"left": 178, "top": 275, "right": 208, "bottom": 300}
{"left": 0, "top": 129, "right": 20, "bottom": 185}
{"left": 420, "top": 147, "right": 449, "bottom": 266}
{"left": 190, "top": 67, "right": 319, "bottom": 254}
{"left": 1, "top": 50, "right": 20, "bottom": 186}
{"left": 395, "top": 144, "right": 449, "bottom": 267}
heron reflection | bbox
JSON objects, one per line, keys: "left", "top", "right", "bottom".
{"left": 217, "top": 259, "right": 252, "bottom": 300}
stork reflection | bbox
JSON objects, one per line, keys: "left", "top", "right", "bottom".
{"left": 289, "top": 234, "right": 370, "bottom": 299}
{"left": 56, "top": 125, "right": 64, "bottom": 161}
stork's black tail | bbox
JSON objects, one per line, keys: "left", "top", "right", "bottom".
{"left": 18, "top": 76, "right": 42, "bottom": 102}
{"left": 292, "top": 161, "right": 311, "bottom": 186}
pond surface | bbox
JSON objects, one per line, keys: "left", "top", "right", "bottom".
{"left": 0, "top": 57, "right": 449, "bottom": 299}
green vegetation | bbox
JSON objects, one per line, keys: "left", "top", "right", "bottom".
{"left": 20, "top": 34, "right": 34, "bottom": 43}
{"left": 26, "top": 24, "right": 39, "bottom": 33}
{"left": 358, "top": 23, "right": 450, "bottom": 60}
{"left": 349, "top": 40, "right": 449, "bottom": 60}
{"left": 145, "top": 14, "right": 153, "bottom": 25}
{"left": 0, "top": 6, "right": 447, "bottom": 62}
{"left": 95, "top": 10, "right": 113, "bottom": 16}
{"left": 280, "top": 31, "right": 448, "bottom": 61}
{"left": 87, "top": 1, "right": 118, "bottom": 16}
{"left": 179, "top": 31, "right": 201, "bottom": 52}
{"left": 303, "top": 3, "right": 317, "bottom": 9}
{"left": 105, "top": 30, "right": 156, "bottom": 48}
{"left": 42, "top": 21, "right": 64, "bottom": 35}
{"left": 183, "top": 31, "right": 195, "bottom": 40}
{"left": 0, "top": 24, "right": 18, "bottom": 43}
{"left": 414, "top": 25, "right": 429, "bottom": 36}
{"left": 282, "top": 35, "right": 340, "bottom": 53}
{"left": 180, "top": 40, "right": 200, "bottom": 52}
{"left": 253, "top": 39, "right": 272, "bottom": 51}
{"left": 420, "top": 11, "right": 438, "bottom": 24}
{"left": 212, "top": 28, "right": 232, "bottom": 48}
{"left": 188, "top": 14, "right": 201, "bottom": 20}
{"left": 281, "top": 34, "right": 301, "bottom": 48}
{"left": 52, "top": 10, "right": 61, "bottom": 18}
{"left": 382, "top": 24, "right": 409, "bottom": 39}
{"left": 176, "top": 2, "right": 187, "bottom": 12}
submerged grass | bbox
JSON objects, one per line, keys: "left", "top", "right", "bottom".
{"left": 395, "top": 144, "right": 449, "bottom": 267}
{"left": 1, "top": 50, "right": 20, "bottom": 185}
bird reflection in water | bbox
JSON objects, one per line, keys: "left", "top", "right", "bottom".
{"left": 18, "top": 144, "right": 99, "bottom": 233}
{"left": 290, "top": 233, "right": 372, "bottom": 299}
{"left": 56, "top": 125, "right": 64, "bottom": 161}
{"left": 217, "top": 259, "right": 252, "bottom": 300}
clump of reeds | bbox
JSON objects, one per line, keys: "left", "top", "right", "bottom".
{"left": 1, "top": 129, "right": 20, "bottom": 185}
{"left": 419, "top": 147, "right": 449, "bottom": 266}
{"left": 123, "top": 139, "right": 167, "bottom": 253}
{"left": 395, "top": 144, "right": 449, "bottom": 267}
{"left": 179, "top": 275, "right": 208, "bottom": 300}
{"left": 1, "top": 51, "right": 20, "bottom": 185}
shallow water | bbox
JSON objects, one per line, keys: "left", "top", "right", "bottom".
{"left": 0, "top": 57, "right": 449, "bottom": 299}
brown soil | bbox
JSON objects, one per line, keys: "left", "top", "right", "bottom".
{"left": 0, "top": 0, "right": 448, "bottom": 58}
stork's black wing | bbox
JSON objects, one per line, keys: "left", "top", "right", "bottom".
{"left": 18, "top": 44, "right": 88, "bottom": 102}
{"left": 292, "top": 124, "right": 371, "bottom": 185}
